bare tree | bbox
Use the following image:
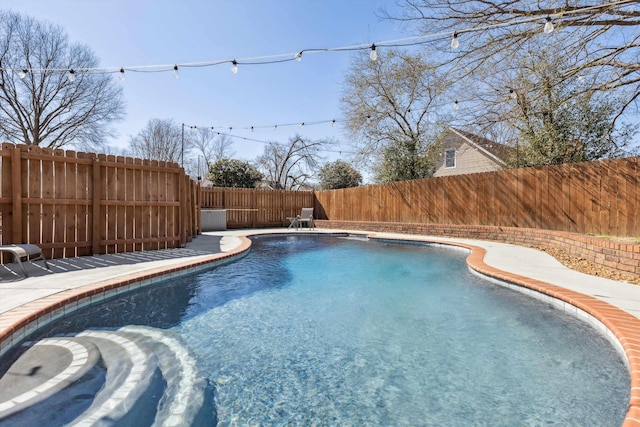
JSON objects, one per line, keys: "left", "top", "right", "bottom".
{"left": 0, "top": 11, "right": 124, "bottom": 150}
{"left": 385, "top": 0, "right": 640, "bottom": 122}
{"left": 256, "top": 135, "right": 326, "bottom": 190}
{"left": 341, "top": 49, "right": 450, "bottom": 181}
{"left": 189, "top": 128, "right": 234, "bottom": 165}
{"left": 128, "top": 119, "right": 183, "bottom": 163}
{"left": 510, "top": 45, "right": 636, "bottom": 166}
{"left": 180, "top": 128, "right": 235, "bottom": 180}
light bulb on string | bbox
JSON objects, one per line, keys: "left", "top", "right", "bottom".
{"left": 231, "top": 60, "right": 238, "bottom": 74}
{"left": 18, "top": 69, "right": 27, "bottom": 79}
{"left": 299, "top": 122, "right": 304, "bottom": 129}
{"left": 454, "top": 100, "right": 459, "bottom": 111}
{"left": 68, "top": 69, "right": 75, "bottom": 82}
{"left": 119, "top": 68, "right": 125, "bottom": 81}
{"left": 295, "top": 52, "right": 302, "bottom": 62}
{"left": 332, "top": 120, "right": 336, "bottom": 128}
{"left": 173, "top": 65, "right": 179, "bottom": 78}
{"left": 369, "top": 44, "right": 378, "bottom": 61}
{"left": 273, "top": 125, "right": 277, "bottom": 131}
{"left": 2, "top": 1, "right": 620, "bottom": 80}
{"left": 451, "top": 32, "right": 459, "bottom": 49}
{"left": 510, "top": 89, "right": 517, "bottom": 99}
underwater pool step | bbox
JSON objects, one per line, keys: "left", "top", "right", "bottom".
{"left": 0, "top": 337, "right": 104, "bottom": 425}
{"left": 70, "top": 330, "right": 163, "bottom": 426}
{"left": 0, "top": 327, "right": 206, "bottom": 426}
{"left": 120, "top": 326, "right": 205, "bottom": 425}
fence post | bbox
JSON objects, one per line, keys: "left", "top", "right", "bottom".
{"left": 196, "top": 181, "right": 201, "bottom": 234}
{"left": 252, "top": 189, "right": 257, "bottom": 228}
{"left": 11, "top": 147, "right": 22, "bottom": 244}
{"left": 92, "top": 157, "right": 102, "bottom": 255}
{"left": 179, "top": 172, "right": 186, "bottom": 246}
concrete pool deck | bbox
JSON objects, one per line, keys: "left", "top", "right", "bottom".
{"left": 0, "top": 228, "right": 640, "bottom": 425}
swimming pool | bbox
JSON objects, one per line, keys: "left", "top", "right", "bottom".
{"left": 0, "top": 235, "right": 630, "bottom": 426}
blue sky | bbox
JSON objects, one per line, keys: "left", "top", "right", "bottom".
{"left": 4, "top": 0, "right": 407, "bottom": 168}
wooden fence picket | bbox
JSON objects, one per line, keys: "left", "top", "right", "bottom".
{"left": 315, "top": 156, "right": 640, "bottom": 238}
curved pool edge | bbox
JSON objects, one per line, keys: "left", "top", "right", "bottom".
{"left": 365, "top": 233, "right": 640, "bottom": 426}
{"left": 0, "top": 230, "right": 639, "bottom": 426}
{"left": 0, "top": 236, "right": 253, "bottom": 359}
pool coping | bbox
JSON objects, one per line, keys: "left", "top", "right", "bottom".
{"left": 0, "top": 230, "right": 639, "bottom": 426}
{"left": 0, "top": 238, "right": 253, "bottom": 357}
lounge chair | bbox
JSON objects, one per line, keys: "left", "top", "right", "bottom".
{"left": 0, "top": 244, "right": 49, "bottom": 278}
{"left": 287, "top": 208, "right": 315, "bottom": 230}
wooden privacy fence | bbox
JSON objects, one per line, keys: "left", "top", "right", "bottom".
{"left": 200, "top": 187, "right": 314, "bottom": 228}
{"left": 5, "top": 143, "right": 636, "bottom": 260}
{"left": 0, "top": 143, "right": 200, "bottom": 259}
{"left": 315, "top": 156, "right": 640, "bottom": 238}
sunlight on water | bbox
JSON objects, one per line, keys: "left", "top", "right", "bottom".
{"left": 177, "top": 236, "right": 629, "bottom": 426}
{"left": 13, "top": 235, "right": 629, "bottom": 426}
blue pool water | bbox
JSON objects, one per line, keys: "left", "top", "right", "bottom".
{"left": 2, "top": 235, "right": 630, "bottom": 426}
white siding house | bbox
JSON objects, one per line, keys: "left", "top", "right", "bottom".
{"left": 432, "top": 128, "right": 511, "bottom": 177}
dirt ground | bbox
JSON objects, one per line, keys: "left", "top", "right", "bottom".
{"left": 528, "top": 245, "right": 640, "bottom": 285}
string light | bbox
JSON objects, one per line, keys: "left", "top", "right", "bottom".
{"left": 200, "top": 129, "right": 359, "bottom": 155}
{"left": 369, "top": 44, "right": 378, "bottom": 61}
{"left": 184, "top": 109, "right": 447, "bottom": 135}
{"left": 187, "top": 118, "right": 341, "bottom": 133}
{"left": 173, "top": 65, "right": 179, "bottom": 78}
{"left": 27, "top": 2, "right": 622, "bottom": 141}
{"left": 1, "top": 1, "right": 630, "bottom": 79}
{"left": 544, "top": 16, "right": 555, "bottom": 34}
{"left": 451, "top": 32, "right": 459, "bottom": 49}
{"left": 180, "top": 85, "right": 542, "bottom": 142}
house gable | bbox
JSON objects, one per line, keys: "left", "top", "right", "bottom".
{"left": 432, "top": 128, "right": 509, "bottom": 177}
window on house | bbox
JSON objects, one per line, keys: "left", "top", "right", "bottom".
{"left": 445, "top": 149, "right": 456, "bottom": 168}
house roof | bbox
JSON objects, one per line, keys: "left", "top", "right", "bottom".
{"left": 447, "top": 127, "right": 513, "bottom": 166}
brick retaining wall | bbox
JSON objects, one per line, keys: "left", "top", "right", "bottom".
{"left": 316, "top": 220, "right": 640, "bottom": 277}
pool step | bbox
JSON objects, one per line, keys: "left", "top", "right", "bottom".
{"left": 0, "top": 337, "right": 105, "bottom": 425}
{"left": 0, "top": 327, "right": 206, "bottom": 426}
